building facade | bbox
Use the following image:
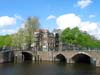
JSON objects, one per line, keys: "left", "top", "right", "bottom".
{"left": 34, "top": 29, "right": 61, "bottom": 51}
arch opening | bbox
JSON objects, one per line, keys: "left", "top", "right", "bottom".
{"left": 72, "top": 53, "right": 92, "bottom": 64}
{"left": 3, "top": 51, "right": 14, "bottom": 63}
{"left": 22, "top": 52, "right": 33, "bottom": 62}
{"left": 55, "top": 54, "right": 66, "bottom": 63}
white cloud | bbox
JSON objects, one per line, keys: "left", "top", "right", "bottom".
{"left": 89, "top": 14, "right": 95, "bottom": 18}
{"left": 77, "top": 0, "right": 92, "bottom": 8}
{"left": 47, "top": 15, "right": 56, "bottom": 20}
{"left": 1, "top": 29, "right": 18, "bottom": 35}
{"left": 0, "top": 15, "right": 23, "bottom": 35}
{"left": 0, "top": 16, "right": 16, "bottom": 27}
{"left": 14, "top": 14, "right": 23, "bottom": 20}
{"left": 57, "top": 13, "right": 81, "bottom": 29}
{"left": 56, "top": 13, "right": 100, "bottom": 39}
{"left": 79, "top": 22, "right": 98, "bottom": 32}
{"left": 0, "top": 15, "right": 23, "bottom": 28}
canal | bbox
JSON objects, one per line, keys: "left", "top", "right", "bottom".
{"left": 0, "top": 62, "right": 100, "bottom": 75}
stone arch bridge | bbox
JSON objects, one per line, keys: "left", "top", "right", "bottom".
{"left": 0, "top": 50, "right": 100, "bottom": 67}
{"left": 37, "top": 50, "right": 100, "bottom": 67}
{"left": 0, "top": 50, "right": 37, "bottom": 63}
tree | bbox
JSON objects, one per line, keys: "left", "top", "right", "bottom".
{"left": 60, "top": 27, "right": 100, "bottom": 50}
{"left": 61, "top": 27, "right": 80, "bottom": 45}
{"left": 12, "top": 17, "right": 40, "bottom": 50}
{"left": 4, "top": 35, "right": 12, "bottom": 48}
{"left": 24, "top": 17, "right": 40, "bottom": 50}
{"left": 11, "top": 28, "right": 25, "bottom": 50}
{"left": 0, "top": 35, "right": 12, "bottom": 50}
{"left": 0, "top": 36, "right": 5, "bottom": 48}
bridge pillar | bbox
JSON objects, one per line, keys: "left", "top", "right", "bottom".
{"left": 14, "top": 54, "right": 23, "bottom": 63}
{"left": 96, "top": 59, "right": 100, "bottom": 67}
{"left": 67, "top": 58, "right": 74, "bottom": 64}
{"left": 0, "top": 53, "right": 4, "bottom": 63}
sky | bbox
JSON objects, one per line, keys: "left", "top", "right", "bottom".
{"left": 0, "top": 0, "right": 100, "bottom": 39}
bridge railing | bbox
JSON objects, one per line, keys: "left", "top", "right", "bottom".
{"left": 0, "top": 48, "right": 100, "bottom": 53}
{"left": 0, "top": 49, "right": 28, "bottom": 53}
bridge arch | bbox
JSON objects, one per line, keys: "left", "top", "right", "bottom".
{"left": 22, "top": 52, "right": 33, "bottom": 62}
{"left": 71, "top": 52, "right": 93, "bottom": 64}
{"left": 3, "top": 51, "right": 14, "bottom": 63}
{"left": 54, "top": 54, "right": 66, "bottom": 63}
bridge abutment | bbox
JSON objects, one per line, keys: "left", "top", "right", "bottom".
{"left": 96, "top": 59, "right": 100, "bottom": 67}
{"left": 0, "top": 53, "right": 4, "bottom": 63}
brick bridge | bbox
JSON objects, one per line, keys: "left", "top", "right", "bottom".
{"left": 0, "top": 50, "right": 100, "bottom": 67}
{"left": 38, "top": 50, "right": 100, "bottom": 67}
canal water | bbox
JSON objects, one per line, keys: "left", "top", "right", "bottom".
{"left": 0, "top": 62, "right": 100, "bottom": 75}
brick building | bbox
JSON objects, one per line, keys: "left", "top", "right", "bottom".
{"left": 34, "top": 29, "right": 71, "bottom": 51}
{"left": 34, "top": 29, "right": 55, "bottom": 51}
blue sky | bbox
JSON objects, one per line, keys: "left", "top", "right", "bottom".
{"left": 0, "top": 0, "right": 100, "bottom": 39}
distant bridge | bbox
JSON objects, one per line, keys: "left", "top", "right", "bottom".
{"left": 0, "top": 50, "right": 100, "bottom": 67}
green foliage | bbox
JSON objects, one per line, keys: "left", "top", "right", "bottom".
{"left": 0, "top": 36, "right": 4, "bottom": 47}
{"left": 24, "top": 17, "right": 40, "bottom": 50}
{"left": 61, "top": 27, "right": 100, "bottom": 49}
{"left": 0, "top": 16, "right": 40, "bottom": 50}
{"left": 0, "top": 35, "right": 12, "bottom": 48}
{"left": 12, "top": 16, "right": 40, "bottom": 50}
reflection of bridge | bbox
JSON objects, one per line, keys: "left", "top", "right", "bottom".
{"left": 0, "top": 50, "right": 100, "bottom": 67}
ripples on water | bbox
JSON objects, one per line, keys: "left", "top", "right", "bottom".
{"left": 0, "top": 62, "right": 100, "bottom": 75}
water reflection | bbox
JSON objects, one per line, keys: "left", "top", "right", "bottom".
{"left": 0, "top": 62, "right": 99, "bottom": 75}
{"left": 72, "top": 63, "right": 97, "bottom": 75}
